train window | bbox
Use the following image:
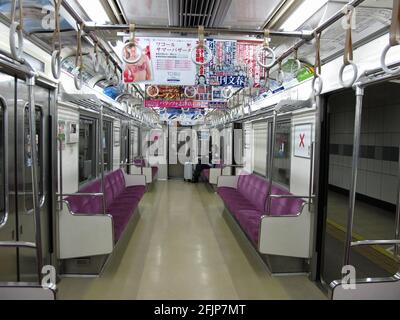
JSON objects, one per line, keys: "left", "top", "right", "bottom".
{"left": 24, "top": 106, "right": 44, "bottom": 212}
{"left": 103, "top": 121, "right": 112, "bottom": 172}
{"left": 0, "top": 103, "right": 5, "bottom": 222}
{"left": 272, "top": 121, "right": 291, "bottom": 188}
{"left": 79, "top": 117, "right": 97, "bottom": 184}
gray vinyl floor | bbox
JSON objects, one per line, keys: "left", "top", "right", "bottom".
{"left": 58, "top": 180, "right": 326, "bottom": 300}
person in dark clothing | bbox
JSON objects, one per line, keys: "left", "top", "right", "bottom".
{"left": 192, "top": 163, "right": 211, "bottom": 183}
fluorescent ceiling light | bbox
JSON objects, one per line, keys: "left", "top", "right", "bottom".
{"left": 280, "top": 0, "right": 329, "bottom": 31}
{"left": 79, "top": 0, "right": 111, "bottom": 24}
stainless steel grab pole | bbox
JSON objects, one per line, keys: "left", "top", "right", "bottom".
{"left": 100, "top": 105, "right": 106, "bottom": 215}
{"left": 395, "top": 146, "right": 400, "bottom": 258}
{"left": 58, "top": 137, "right": 63, "bottom": 211}
{"left": 266, "top": 109, "right": 277, "bottom": 214}
{"left": 27, "top": 74, "right": 44, "bottom": 284}
{"left": 83, "top": 23, "right": 312, "bottom": 39}
{"left": 343, "top": 85, "right": 365, "bottom": 267}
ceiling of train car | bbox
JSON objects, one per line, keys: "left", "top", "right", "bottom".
{"left": 118, "top": 0, "right": 284, "bottom": 29}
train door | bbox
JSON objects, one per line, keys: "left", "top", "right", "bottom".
{"left": 317, "top": 84, "right": 400, "bottom": 289}
{"left": 0, "top": 75, "right": 54, "bottom": 283}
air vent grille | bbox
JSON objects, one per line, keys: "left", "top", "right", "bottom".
{"left": 169, "top": 0, "right": 232, "bottom": 28}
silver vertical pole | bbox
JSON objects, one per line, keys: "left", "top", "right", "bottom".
{"left": 100, "top": 105, "right": 106, "bottom": 215}
{"left": 395, "top": 145, "right": 400, "bottom": 258}
{"left": 343, "top": 86, "right": 365, "bottom": 267}
{"left": 266, "top": 110, "right": 277, "bottom": 214}
{"left": 58, "top": 137, "right": 63, "bottom": 211}
{"left": 27, "top": 75, "right": 43, "bottom": 284}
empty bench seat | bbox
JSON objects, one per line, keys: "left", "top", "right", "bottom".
{"left": 217, "top": 173, "right": 310, "bottom": 258}
{"left": 132, "top": 158, "right": 158, "bottom": 184}
{"left": 59, "top": 169, "right": 146, "bottom": 260}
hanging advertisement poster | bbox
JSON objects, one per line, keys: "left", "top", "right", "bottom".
{"left": 123, "top": 38, "right": 153, "bottom": 84}
{"left": 236, "top": 40, "right": 266, "bottom": 88}
{"left": 197, "top": 39, "right": 265, "bottom": 88}
{"left": 150, "top": 38, "right": 197, "bottom": 86}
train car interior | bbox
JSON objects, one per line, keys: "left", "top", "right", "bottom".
{"left": 0, "top": 0, "right": 399, "bottom": 301}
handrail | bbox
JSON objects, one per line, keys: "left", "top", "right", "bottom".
{"left": 58, "top": 193, "right": 104, "bottom": 197}
{"left": 27, "top": 74, "right": 43, "bottom": 284}
{"left": 269, "top": 194, "right": 316, "bottom": 199}
{"left": 351, "top": 240, "right": 400, "bottom": 247}
{"left": 0, "top": 97, "right": 9, "bottom": 230}
{"left": 0, "top": 241, "right": 36, "bottom": 249}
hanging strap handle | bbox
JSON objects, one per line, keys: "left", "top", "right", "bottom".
{"left": 52, "top": 0, "right": 62, "bottom": 51}
{"left": 314, "top": 31, "right": 322, "bottom": 76}
{"left": 343, "top": 7, "right": 354, "bottom": 65}
{"left": 51, "top": 0, "right": 63, "bottom": 79}
{"left": 198, "top": 25, "right": 205, "bottom": 46}
{"left": 74, "top": 22, "right": 84, "bottom": 90}
{"left": 9, "top": 0, "right": 24, "bottom": 60}
{"left": 339, "top": 6, "right": 358, "bottom": 88}
{"left": 129, "top": 23, "right": 136, "bottom": 42}
{"left": 390, "top": 0, "right": 400, "bottom": 46}
{"left": 312, "top": 31, "right": 323, "bottom": 97}
{"left": 75, "top": 23, "right": 83, "bottom": 69}
{"left": 11, "top": 0, "right": 23, "bottom": 31}
{"left": 381, "top": 0, "right": 400, "bottom": 74}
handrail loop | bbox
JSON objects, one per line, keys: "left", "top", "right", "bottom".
{"left": 276, "top": 61, "right": 284, "bottom": 85}
{"left": 9, "top": 0, "right": 24, "bottom": 61}
{"left": 51, "top": 0, "right": 63, "bottom": 79}
{"left": 381, "top": 0, "right": 400, "bottom": 74}
{"left": 73, "top": 22, "right": 84, "bottom": 90}
{"left": 184, "top": 86, "right": 197, "bottom": 99}
{"left": 339, "top": 6, "right": 358, "bottom": 88}
{"left": 191, "top": 25, "right": 213, "bottom": 66}
{"left": 105, "top": 54, "right": 113, "bottom": 80}
{"left": 256, "top": 29, "right": 276, "bottom": 69}
{"left": 221, "top": 86, "right": 234, "bottom": 99}
{"left": 122, "top": 23, "right": 143, "bottom": 65}
{"left": 92, "top": 40, "right": 100, "bottom": 73}
{"left": 146, "top": 85, "right": 159, "bottom": 98}
{"left": 289, "top": 48, "right": 301, "bottom": 76}
{"left": 311, "top": 31, "right": 323, "bottom": 101}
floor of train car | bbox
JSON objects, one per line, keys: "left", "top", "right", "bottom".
{"left": 57, "top": 180, "right": 326, "bottom": 300}
{"left": 323, "top": 190, "right": 399, "bottom": 283}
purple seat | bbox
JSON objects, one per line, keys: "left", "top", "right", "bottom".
{"left": 268, "top": 185, "right": 305, "bottom": 216}
{"left": 217, "top": 174, "right": 305, "bottom": 246}
{"left": 65, "top": 169, "right": 145, "bottom": 243}
{"left": 202, "top": 169, "right": 210, "bottom": 181}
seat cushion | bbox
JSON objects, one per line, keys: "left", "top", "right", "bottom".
{"left": 218, "top": 187, "right": 259, "bottom": 218}
{"left": 268, "top": 185, "right": 305, "bottom": 216}
{"left": 240, "top": 214, "right": 261, "bottom": 245}
{"left": 106, "top": 169, "right": 126, "bottom": 199}
{"left": 237, "top": 174, "right": 269, "bottom": 212}
{"left": 202, "top": 169, "right": 210, "bottom": 180}
{"left": 66, "top": 180, "right": 103, "bottom": 214}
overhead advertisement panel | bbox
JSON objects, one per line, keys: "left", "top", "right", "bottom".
{"left": 123, "top": 37, "right": 197, "bottom": 86}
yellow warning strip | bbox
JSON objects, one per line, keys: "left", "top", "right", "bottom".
{"left": 327, "top": 218, "right": 397, "bottom": 261}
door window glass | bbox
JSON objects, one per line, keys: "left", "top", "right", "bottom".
{"left": 272, "top": 121, "right": 291, "bottom": 188}
{"left": 79, "top": 117, "right": 96, "bottom": 184}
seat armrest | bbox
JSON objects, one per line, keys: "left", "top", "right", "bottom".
{"left": 209, "top": 168, "right": 222, "bottom": 185}
{"left": 124, "top": 174, "right": 146, "bottom": 187}
{"left": 217, "top": 175, "right": 239, "bottom": 189}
